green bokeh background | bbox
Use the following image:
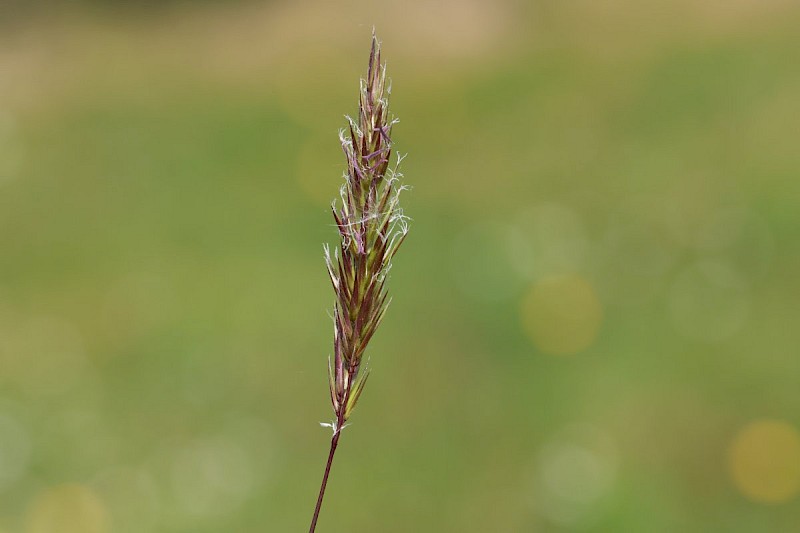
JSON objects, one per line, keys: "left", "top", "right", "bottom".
{"left": 1, "top": 1, "right": 799, "bottom": 531}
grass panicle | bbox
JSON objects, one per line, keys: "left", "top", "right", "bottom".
{"left": 309, "top": 32, "right": 409, "bottom": 533}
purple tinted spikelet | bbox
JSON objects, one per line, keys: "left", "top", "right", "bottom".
{"left": 324, "top": 33, "right": 408, "bottom": 429}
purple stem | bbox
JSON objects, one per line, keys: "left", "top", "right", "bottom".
{"left": 308, "top": 430, "right": 341, "bottom": 533}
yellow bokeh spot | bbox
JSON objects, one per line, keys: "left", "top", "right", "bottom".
{"left": 520, "top": 275, "right": 602, "bottom": 355}
{"left": 26, "top": 484, "right": 108, "bottom": 533}
{"left": 728, "top": 420, "right": 800, "bottom": 504}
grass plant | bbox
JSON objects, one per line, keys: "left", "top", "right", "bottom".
{"left": 308, "top": 32, "right": 409, "bottom": 533}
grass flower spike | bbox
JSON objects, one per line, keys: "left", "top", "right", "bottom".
{"left": 309, "top": 33, "right": 409, "bottom": 532}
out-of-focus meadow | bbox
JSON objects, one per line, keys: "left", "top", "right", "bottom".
{"left": 1, "top": 0, "right": 799, "bottom": 531}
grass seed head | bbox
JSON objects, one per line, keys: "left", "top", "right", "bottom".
{"left": 325, "top": 32, "right": 408, "bottom": 426}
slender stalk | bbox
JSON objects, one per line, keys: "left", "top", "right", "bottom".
{"left": 308, "top": 430, "right": 341, "bottom": 533}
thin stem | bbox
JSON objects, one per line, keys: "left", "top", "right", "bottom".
{"left": 309, "top": 430, "right": 341, "bottom": 533}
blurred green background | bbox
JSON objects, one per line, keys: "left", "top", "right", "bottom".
{"left": 1, "top": 0, "right": 800, "bottom": 531}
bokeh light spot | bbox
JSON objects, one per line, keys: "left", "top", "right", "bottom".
{"left": 531, "top": 424, "right": 618, "bottom": 526}
{"left": 728, "top": 420, "right": 800, "bottom": 504}
{"left": 520, "top": 275, "right": 602, "bottom": 355}
{"left": 27, "top": 484, "right": 108, "bottom": 533}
